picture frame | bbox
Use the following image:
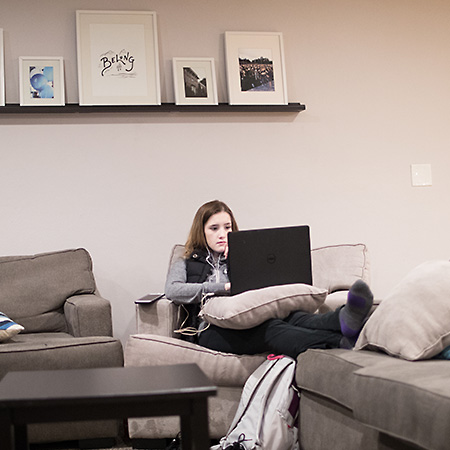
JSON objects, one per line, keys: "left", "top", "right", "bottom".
{"left": 173, "top": 57, "right": 218, "bottom": 105}
{"left": 224, "top": 31, "right": 288, "bottom": 105}
{"left": 19, "top": 56, "right": 65, "bottom": 106}
{"left": 0, "top": 29, "right": 5, "bottom": 106}
{"left": 76, "top": 10, "right": 160, "bottom": 106}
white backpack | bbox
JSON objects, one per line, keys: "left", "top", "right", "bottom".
{"left": 211, "top": 355, "right": 300, "bottom": 450}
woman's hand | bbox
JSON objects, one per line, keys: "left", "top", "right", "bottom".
{"left": 225, "top": 282, "right": 231, "bottom": 291}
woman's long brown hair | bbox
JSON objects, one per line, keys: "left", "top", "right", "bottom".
{"left": 184, "top": 200, "right": 239, "bottom": 257}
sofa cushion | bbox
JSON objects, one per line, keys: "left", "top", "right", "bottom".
{"left": 312, "top": 244, "right": 369, "bottom": 292}
{"left": 0, "top": 333, "right": 123, "bottom": 380}
{"left": 125, "top": 334, "right": 266, "bottom": 387}
{"left": 353, "top": 359, "right": 450, "bottom": 450}
{"left": 0, "top": 312, "right": 24, "bottom": 342}
{"left": 0, "top": 249, "right": 96, "bottom": 333}
{"left": 355, "top": 260, "right": 450, "bottom": 360}
{"left": 200, "top": 284, "right": 327, "bottom": 330}
{"left": 318, "top": 290, "right": 348, "bottom": 313}
{"left": 296, "top": 348, "right": 391, "bottom": 410}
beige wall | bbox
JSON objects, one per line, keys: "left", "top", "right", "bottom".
{"left": 1, "top": 0, "right": 449, "bottom": 343}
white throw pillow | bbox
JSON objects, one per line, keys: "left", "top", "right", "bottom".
{"left": 200, "top": 283, "right": 327, "bottom": 330}
{"left": 355, "top": 260, "right": 450, "bottom": 360}
{"left": 0, "top": 312, "right": 24, "bottom": 342}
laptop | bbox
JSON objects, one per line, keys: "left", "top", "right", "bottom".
{"left": 227, "top": 225, "right": 312, "bottom": 296}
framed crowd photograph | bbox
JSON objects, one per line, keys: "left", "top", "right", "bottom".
{"left": 0, "top": 29, "right": 5, "bottom": 106}
{"left": 172, "top": 57, "right": 218, "bottom": 105}
{"left": 225, "top": 31, "right": 288, "bottom": 105}
{"left": 19, "top": 57, "right": 65, "bottom": 106}
{"left": 76, "top": 10, "right": 160, "bottom": 106}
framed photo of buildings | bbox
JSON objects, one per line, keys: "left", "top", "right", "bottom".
{"left": 19, "top": 57, "right": 65, "bottom": 106}
{"left": 76, "top": 10, "right": 160, "bottom": 106}
{"left": 172, "top": 57, "right": 218, "bottom": 105}
{"left": 225, "top": 31, "right": 288, "bottom": 105}
{"left": 0, "top": 29, "right": 5, "bottom": 106}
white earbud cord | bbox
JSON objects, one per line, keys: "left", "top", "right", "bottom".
{"left": 173, "top": 291, "right": 213, "bottom": 336}
{"left": 174, "top": 248, "right": 223, "bottom": 336}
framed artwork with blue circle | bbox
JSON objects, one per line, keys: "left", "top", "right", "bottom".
{"left": 19, "top": 56, "right": 65, "bottom": 106}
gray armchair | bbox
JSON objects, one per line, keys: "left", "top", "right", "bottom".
{"left": 0, "top": 248, "right": 124, "bottom": 445}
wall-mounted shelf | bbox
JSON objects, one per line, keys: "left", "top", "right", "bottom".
{"left": 0, "top": 102, "right": 305, "bottom": 115}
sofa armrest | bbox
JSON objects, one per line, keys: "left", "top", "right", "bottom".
{"left": 135, "top": 298, "right": 179, "bottom": 338}
{"left": 64, "top": 294, "right": 113, "bottom": 337}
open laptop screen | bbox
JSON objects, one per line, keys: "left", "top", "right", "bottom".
{"left": 227, "top": 225, "right": 312, "bottom": 296}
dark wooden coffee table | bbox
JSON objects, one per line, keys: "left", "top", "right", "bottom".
{"left": 0, "top": 364, "right": 216, "bottom": 450}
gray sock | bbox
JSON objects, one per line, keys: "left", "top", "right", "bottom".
{"left": 339, "top": 280, "right": 373, "bottom": 338}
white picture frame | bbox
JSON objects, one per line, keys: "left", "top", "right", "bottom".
{"left": 225, "top": 31, "right": 288, "bottom": 105}
{"left": 19, "top": 56, "right": 65, "bottom": 106}
{"left": 76, "top": 10, "right": 161, "bottom": 106}
{"left": 173, "top": 57, "right": 218, "bottom": 106}
{"left": 0, "top": 29, "right": 5, "bottom": 106}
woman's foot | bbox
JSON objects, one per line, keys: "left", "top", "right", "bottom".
{"left": 339, "top": 280, "right": 374, "bottom": 338}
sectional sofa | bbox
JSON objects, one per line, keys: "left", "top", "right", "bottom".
{"left": 125, "top": 243, "right": 371, "bottom": 445}
{"left": 297, "top": 259, "right": 450, "bottom": 450}
{"left": 126, "top": 247, "right": 450, "bottom": 450}
{"left": 296, "top": 347, "right": 450, "bottom": 450}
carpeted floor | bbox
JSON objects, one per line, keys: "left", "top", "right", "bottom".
{"left": 27, "top": 424, "right": 185, "bottom": 450}
{"left": 25, "top": 417, "right": 146, "bottom": 450}
{"left": 30, "top": 437, "right": 133, "bottom": 450}
{"left": 29, "top": 427, "right": 134, "bottom": 450}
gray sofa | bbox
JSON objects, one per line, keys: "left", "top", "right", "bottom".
{"left": 0, "top": 248, "right": 124, "bottom": 445}
{"left": 125, "top": 243, "right": 370, "bottom": 445}
{"left": 296, "top": 348, "right": 450, "bottom": 450}
{"left": 297, "top": 258, "right": 450, "bottom": 450}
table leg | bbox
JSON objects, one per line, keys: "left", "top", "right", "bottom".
{"left": 180, "top": 414, "right": 192, "bottom": 450}
{"left": 180, "top": 398, "right": 210, "bottom": 450}
{"left": 0, "top": 410, "right": 13, "bottom": 450}
{"left": 15, "top": 424, "right": 29, "bottom": 450}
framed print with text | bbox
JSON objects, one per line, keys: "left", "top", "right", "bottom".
{"left": 225, "top": 31, "right": 288, "bottom": 105}
{"left": 173, "top": 57, "right": 218, "bottom": 105}
{"left": 76, "top": 10, "right": 160, "bottom": 106}
{"left": 19, "top": 57, "right": 65, "bottom": 106}
{"left": 0, "top": 29, "right": 5, "bottom": 106}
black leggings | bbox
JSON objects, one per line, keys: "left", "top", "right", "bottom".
{"left": 198, "top": 308, "right": 343, "bottom": 359}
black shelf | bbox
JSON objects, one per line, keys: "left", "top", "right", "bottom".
{"left": 0, "top": 102, "right": 305, "bottom": 115}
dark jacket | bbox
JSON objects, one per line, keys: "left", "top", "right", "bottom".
{"left": 182, "top": 249, "right": 213, "bottom": 343}
{"left": 186, "top": 249, "right": 212, "bottom": 284}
